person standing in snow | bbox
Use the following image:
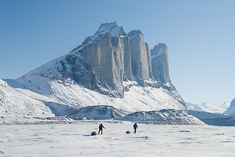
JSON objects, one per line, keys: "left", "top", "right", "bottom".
{"left": 98, "top": 123, "right": 105, "bottom": 135}
{"left": 133, "top": 123, "right": 138, "bottom": 134}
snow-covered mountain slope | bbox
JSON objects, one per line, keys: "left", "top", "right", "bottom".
{"left": 120, "top": 109, "right": 204, "bottom": 125}
{"left": 0, "top": 79, "right": 53, "bottom": 124}
{"left": 7, "top": 79, "right": 186, "bottom": 115}
{"left": 186, "top": 102, "right": 229, "bottom": 113}
{"left": 224, "top": 98, "right": 235, "bottom": 115}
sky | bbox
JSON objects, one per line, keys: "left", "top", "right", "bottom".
{"left": 0, "top": 0, "right": 235, "bottom": 105}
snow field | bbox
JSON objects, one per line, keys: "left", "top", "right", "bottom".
{"left": 0, "top": 121, "right": 234, "bottom": 157}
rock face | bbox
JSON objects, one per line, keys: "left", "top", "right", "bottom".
{"left": 128, "top": 30, "right": 150, "bottom": 80}
{"left": 58, "top": 22, "right": 126, "bottom": 96}
{"left": 146, "top": 43, "right": 153, "bottom": 79}
{"left": 151, "top": 43, "right": 171, "bottom": 83}
{"left": 17, "top": 22, "right": 181, "bottom": 103}
{"left": 123, "top": 36, "right": 133, "bottom": 81}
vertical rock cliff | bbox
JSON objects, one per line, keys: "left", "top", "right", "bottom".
{"left": 123, "top": 36, "right": 133, "bottom": 81}
{"left": 128, "top": 30, "right": 150, "bottom": 81}
{"left": 151, "top": 43, "right": 171, "bottom": 83}
{"left": 145, "top": 43, "right": 153, "bottom": 79}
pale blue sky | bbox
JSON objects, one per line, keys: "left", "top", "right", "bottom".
{"left": 0, "top": 0, "right": 235, "bottom": 105}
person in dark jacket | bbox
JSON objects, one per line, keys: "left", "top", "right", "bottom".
{"left": 133, "top": 123, "right": 138, "bottom": 134}
{"left": 98, "top": 123, "right": 105, "bottom": 135}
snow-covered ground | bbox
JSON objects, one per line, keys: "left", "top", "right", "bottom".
{"left": 0, "top": 121, "right": 234, "bottom": 157}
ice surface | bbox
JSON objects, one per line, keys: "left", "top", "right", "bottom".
{"left": 0, "top": 121, "right": 234, "bottom": 157}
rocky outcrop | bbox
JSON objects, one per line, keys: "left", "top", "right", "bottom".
{"left": 151, "top": 43, "right": 171, "bottom": 83}
{"left": 58, "top": 22, "right": 126, "bottom": 97}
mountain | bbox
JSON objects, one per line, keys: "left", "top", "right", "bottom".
{"left": 14, "top": 22, "right": 181, "bottom": 97}
{"left": 224, "top": 98, "right": 235, "bottom": 115}
{"left": 0, "top": 79, "right": 53, "bottom": 124}
{"left": 186, "top": 102, "right": 229, "bottom": 113}
{"left": 187, "top": 110, "right": 235, "bottom": 126}
{"left": 3, "top": 22, "right": 187, "bottom": 122}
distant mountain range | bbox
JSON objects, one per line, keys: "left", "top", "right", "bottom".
{"left": 186, "top": 102, "right": 230, "bottom": 114}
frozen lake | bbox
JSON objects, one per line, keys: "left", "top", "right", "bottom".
{"left": 0, "top": 121, "right": 234, "bottom": 157}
